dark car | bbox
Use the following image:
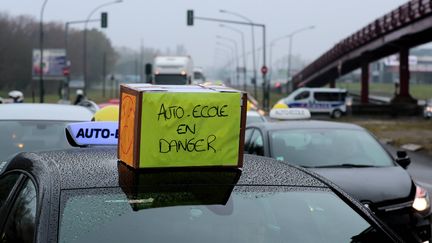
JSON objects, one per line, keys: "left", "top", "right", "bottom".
{"left": 0, "top": 148, "right": 401, "bottom": 242}
{"left": 245, "top": 119, "right": 431, "bottom": 242}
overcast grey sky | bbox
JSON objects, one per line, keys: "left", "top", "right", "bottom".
{"left": 2, "top": 0, "right": 407, "bottom": 69}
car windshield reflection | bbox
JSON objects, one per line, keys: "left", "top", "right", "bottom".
{"left": 270, "top": 129, "right": 394, "bottom": 168}
{"left": 59, "top": 186, "right": 387, "bottom": 243}
{"left": 0, "top": 120, "right": 73, "bottom": 161}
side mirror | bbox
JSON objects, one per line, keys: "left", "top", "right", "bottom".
{"left": 396, "top": 150, "right": 410, "bottom": 169}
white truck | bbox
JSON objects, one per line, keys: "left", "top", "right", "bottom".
{"left": 153, "top": 56, "right": 193, "bottom": 85}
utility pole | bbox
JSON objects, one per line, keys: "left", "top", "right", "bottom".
{"left": 262, "top": 25, "right": 268, "bottom": 111}
{"left": 83, "top": 0, "right": 122, "bottom": 94}
{"left": 140, "top": 39, "right": 144, "bottom": 83}
{"left": 102, "top": 52, "right": 106, "bottom": 97}
{"left": 216, "top": 42, "right": 236, "bottom": 85}
{"left": 286, "top": 26, "right": 315, "bottom": 93}
{"left": 219, "top": 24, "right": 247, "bottom": 91}
{"left": 39, "top": 0, "right": 49, "bottom": 103}
{"left": 135, "top": 57, "right": 138, "bottom": 82}
{"left": 65, "top": 19, "right": 100, "bottom": 101}
{"left": 216, "top": 35, "right": 240, "bottom": 87}
{"left": 110, "top": 74, "right": 115, "bottom": 98}
{"left": 220, "top": 10, "right": 257, "bottom": 98}
{"left": 188, "top": 10, "right": 268, "bottom": 110}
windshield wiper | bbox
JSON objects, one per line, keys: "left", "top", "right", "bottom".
{"left": 308, "top": 163, "right": 376, "bottom": 168}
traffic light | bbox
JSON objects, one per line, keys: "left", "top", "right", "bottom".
{"left": 101, "top": 12, "right": 108, "bottom": 28}
{"left": 187, "top": 10, "right": 194, "bottom": 26}
{"left": 145, "top": 63, "right": 152, "bottom": 75}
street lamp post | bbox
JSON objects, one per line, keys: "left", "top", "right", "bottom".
{"left": 214, "top": 49, "right": 235, "bottom": 83}
{"left": 191, "top": 11, "right": 266, "bottom": 109}
{"left": 269, "top": 35, "right": 293, "bottom": 81}
{"left": 220, "top": 24, "right": 247, "bottom": 91}
{"left": 65, "top": 19, "right": 99, "bottom": 101}
{"left": 220, "top": 10, "right": 257, "bottom": 98}
{"left": 216, "top": 35, "right": 240, "bottom": 87}
{"left": 83, "top": 0, "right": 122, "bottom": 94}
{"left": 216, "top": 42, "right": 237, "bottom": 86}
{"left": 39, "top": 0, "right": 49, "bottom": 103}
{"left": 214, "top": 48, "right": 231, "bottom": 68}
{"left": 286, "top": 26, "right": 314, "bottom": 93}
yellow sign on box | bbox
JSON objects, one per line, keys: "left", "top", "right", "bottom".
{"left": 117, "top": 84, "right": 247, "bottom": 169}
{"left": 140, "top": 92, "right": 241, "bottom": 168}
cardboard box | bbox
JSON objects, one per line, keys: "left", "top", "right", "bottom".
{"left": 118, "top": 84, "right": 247, "bottom": 169}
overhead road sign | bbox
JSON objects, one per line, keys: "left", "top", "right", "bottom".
{"left": 32, "top": 49, "right": 67, "bottom": 80}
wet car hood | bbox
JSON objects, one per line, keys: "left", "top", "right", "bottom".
{"left": 310, "top": 166, "right": 414, "bottom": 204}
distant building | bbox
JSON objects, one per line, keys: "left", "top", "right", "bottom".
{"left": 371, "top": 48, "right": 432, "bottom": 84}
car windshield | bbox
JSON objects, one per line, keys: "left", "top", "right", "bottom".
{"left": 59, "top": 186, "right": 392, "bottom": 243}
{"left": 0, "top": 120, "right": 73, "bottom": 161}
{"left": 270, "top": 128, "right": 394, "bottom": 168}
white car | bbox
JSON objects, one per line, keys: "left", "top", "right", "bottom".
{"left": 0, "top": 104, "right": 93, "bottom": 161}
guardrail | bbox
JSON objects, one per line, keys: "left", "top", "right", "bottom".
{"left": 293, "top": 0, "right": 432, "bottom": 85}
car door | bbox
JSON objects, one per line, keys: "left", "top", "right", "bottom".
{"left": 0, "top": 173, "right": 38, "bottom": 243}
{"left": 313, "top": 92, "right": 344, "bottom": 113}
{"left": 310, "top": 91, "right": 329, "bottom": 113}
{"left": 0, "top": 173, "right": 21, "bottom": 220}
{"left": 244, "top": 128, "right": 255, "bottom": 153}
{"left": 292, "top": 90, "right": 310, "bottom": 110}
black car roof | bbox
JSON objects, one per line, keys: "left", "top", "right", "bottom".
{"left": 249, "top": 119, "right": 364, "bottom": 131}
{"left": 4, "top": 147, "right": 328, "bottom": 190}
{"left": 4, "top": 148, "right": 398, "bottom": 242}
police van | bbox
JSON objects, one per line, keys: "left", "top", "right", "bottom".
{"left": 278, "top": 87, "right": 348, "bottom": 118}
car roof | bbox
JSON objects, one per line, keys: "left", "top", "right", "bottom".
{"left": 249, "top": 119, "right": 363, "bottom": 131}
{"left": 296, "top": 87, "right": 347, "bottom": 93}
{"left": 0, "top": 104, "right": 93, "bottom": 121}
{"left": 4, "top": 148, "right": 328, "bottom": 190}
{"left": 246, "top": 110, "right": 261, "bottom": 117}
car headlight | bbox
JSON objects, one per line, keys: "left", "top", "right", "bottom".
{"left": 412, "top": 185, "right": 430, "bottom": 212}
{"left": 426, "top": 106, "right": 432, "bottom": 112}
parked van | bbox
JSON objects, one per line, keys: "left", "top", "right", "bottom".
{"left": 277, "top": 88, "right": 348, "bottom": 118}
